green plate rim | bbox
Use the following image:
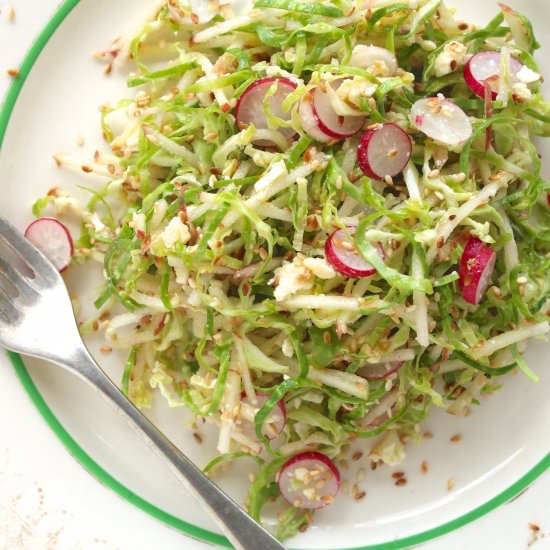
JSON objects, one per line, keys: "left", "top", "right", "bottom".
{"left": 1, "top": 1, "right": 549, "bottom": 549}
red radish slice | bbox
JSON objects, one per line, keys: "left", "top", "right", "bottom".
{"left": 411, "top": 97, "right": 472, "bottom": 147}
{"left": 24, "top": 217, "right": 74, "bottom": 272}
{"left": 277, "top": 451, "right": 340, "bottom": 510}
{"left": 241, "top": 392, "right": 286, "bottom": 440}
{"left": 325, "top": 226, "right": 383, "bottom": 278}
{"left": 458, "top": 236, "right": 496, "bottom": 305}
{"left": 547, "top": 193, "right": 550, "bottom": 207}
{"left": 358, "top": 362, "right": 404, "bottom": 381}
{"left": 299, "top": 92, "right": 332, "bottom": 143}
{"left": 357, "top": 123, "right": 412, "bottom": 180}
{"left": 235, "top": 77, "right": 297, "bottom": 144}
{"left": 312, "top": 82, "right": 365, "bottom": 139}
{"left": 464, "top": 51, "right": 523, "bottom": 99}
{"left": 349, "top": 45, "right": 398, "bottom": 75}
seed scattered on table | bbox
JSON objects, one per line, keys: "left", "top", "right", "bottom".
{"left": 421, "top": 461, "right": 428, "bottom": 474}
{"left": 447, "top": 478, "right": 455, "bottom": 491}
{"left": 6, "top": 67, "right": 19, "bottom": 77}
{"left": 5, "top": 5, "right": 15, "bottom": 22}
{"left": 395, "top": 477, "right": 407, "bottom": 487}
{"left": 450, "top": 434, "right": 462, "bottom": 443}
{"left": 193, "top": 432, "right": 203, "bottom": 444}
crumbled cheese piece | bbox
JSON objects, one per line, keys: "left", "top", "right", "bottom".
{"left": 516, "top": 65, "right": 541, "bottom": 84}
{"left": 303, "top": 257, "right": 336, "bottom": 279}
{"left": 433, "top": 41, "right": 468, "bottom": 77}
{"left": 512, "top": 82, "right": 532, "bottom": 100}
{"left": 336, "top": 77, "right": 377, "bottom": 107}
{"left": 160, "top": 216, "right": 191, "bottom": 249}
{"left": 272, "top": 255, "right": 314, "bottom": 301}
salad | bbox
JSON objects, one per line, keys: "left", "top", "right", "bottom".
{"left": 28, "top": 0, "right": 550, "bottom": 540}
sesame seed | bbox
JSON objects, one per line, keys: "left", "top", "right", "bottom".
{"left": 384, "top": 175, "right": 393, "bottom": 185}
{"left": 352, "top": 450, "right": 363, "bottom": 462}
{"left": 100, "top": 346, "right": 112, "bottom": 354}
{"left": 6, "top": 5, "right": 15, "bottom": 22}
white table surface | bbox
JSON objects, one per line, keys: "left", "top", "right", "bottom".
{"left": 0, "top": 1, "right": 549, "bottom": 549}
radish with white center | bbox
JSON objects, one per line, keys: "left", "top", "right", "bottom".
{"left": 458, "top": 236, "right": 496, "bottom": 305}
{"left": 277, "top": 451, "right": 340, "bottom": 509}
{"left": 357, "top": 123, "right": 412, "bottom": 180}
{"left": 464, "top": 51, "right": 523, "bottom": 99}
{"left": 312, "top": 82, "right": 365, "bottom": 139}
{"left": 24, "top": 217, "right": 74, "bottom": 272}
{"left": 299, "top": 92, "right": 333, "bottom": 143}
{"left": 325, "top": 226, "right": 383, "bottom": 278}
{"left": 411, "top": 97, "right": 472, "bottom": 147}
{"left": 349, "top": 45, "right": 398, "bottom": 76}
{"left": 235, "top": 77, "right": 297, "bottom": 144}
{"left": 240, "top": 392, "right": 286, "bottom": 440}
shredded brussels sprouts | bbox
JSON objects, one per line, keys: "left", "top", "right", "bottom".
{"left": 34, "top": 0, "right": 550, "bottom": 540}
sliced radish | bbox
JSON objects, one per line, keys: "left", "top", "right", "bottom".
{"left": 325, "top": 226, "right": 382, "bottom": 278}
{"left": 240, "top": 392, "right": 287, "bottom": 440}
{"left": 464, "top": 51, "right": 523, "bottom": 99}
{"left": 277, "top": 451, "right": 340, "bottom": 510}
{"left": 358, "top": 362, "right": 404, "bottom": 381}
{"left": 411, "top": 97, "right": 472, "bottom": 147}
{"left": 458, "top": 236, "right": 496, "bottom": 305}
{"left": 299, "top": 92, "right": 333, "bottom": 143}
{"left": 24, "top": 217, "right": 74, "bottom": 272}
{"left": 235, "top": 77, "right": 297, "bottom": 144}
{"left": 312, "top": 82, "right": 365, "bottom": 139}
{"left": 349, "top": 45, "right": 398, "bottom": 75}
{"left": 357, "top": 123, "right": 412, "bottom": 180}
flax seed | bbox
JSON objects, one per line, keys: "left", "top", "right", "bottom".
{"left": 6, "top": 67, "right": 19, "bottom": 77}
{"left": 392, "top": 471, "right": 405, "bottom": 480}
{"left": 421, "top": 461, "right": 428, "bottom": 474}
{"left": 450, "top": 434, "right": 462, "bottom": 443}
{"left": 395, "top": 477, "right": 407, "bottom": 487}
{"left": 352, "top": 450, "right": 363, "bottom": 462}
{"left": 193, "top": 432, "right": 203, "bottom": 444}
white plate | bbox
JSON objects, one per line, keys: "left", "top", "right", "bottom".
{"left": 1, "top": 1, "right": 549, "bottom": 549}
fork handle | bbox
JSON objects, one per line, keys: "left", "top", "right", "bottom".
{"left": 69, "top": 347, "right": 286, "bottom": 550}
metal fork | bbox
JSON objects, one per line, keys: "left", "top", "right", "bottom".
{"left": 0, "top": 217, "right": 286, "bottom": 550}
